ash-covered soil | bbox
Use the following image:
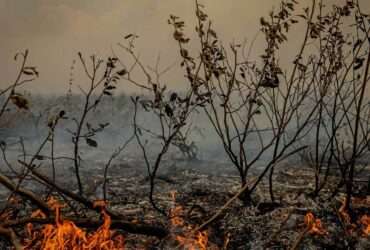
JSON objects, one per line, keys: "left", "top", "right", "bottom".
{"left": 1, "top": 154, "right": 369, "bottom": 249}
{"left": 101, "top": 160, "right": 370, "bottom": 249}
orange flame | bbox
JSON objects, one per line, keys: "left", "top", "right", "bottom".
{"left": 339, "top": 198, "right": 352, "bottom": 225}
{"left": 338, "top": 198, "right": 357, "bottom": 235}
{"left": 24, "top": 198, "right": 124, "bottom": 250}
{"left": 170, "top": 191, "right": 208, "bottom": 250}
{"left": 359, "top": 215, "right": 370, "bottom": 236}
{"left": 304, "top": 212, "right": 327, "bottom": 235}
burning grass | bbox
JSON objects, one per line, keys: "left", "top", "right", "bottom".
{"left": 304, "top": 212, "right": 327, "bottom": 235}
{"left": 0, "top": 163, "right": 369, "bottom": 249}
{"left": 360, "top": 215, "right": 370, "bottom": 236}
{"left": 170, "top": 191, "right": 209, "bottom": 250}
{"left": 23, "top": 198, "right": 125, "bottom": 250}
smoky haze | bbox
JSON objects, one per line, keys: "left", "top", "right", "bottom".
{"left": 2, "top": 0, "right": 369, "bottom": 94}
{"left": 1, "top": 0, "right": 370, "bottom": 169}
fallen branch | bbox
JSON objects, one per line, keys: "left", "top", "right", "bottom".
{"left": 0, "top": 173, "right": 50, "bottom": 215}
{"left": 0, "top": 225, "right": 23, "bottom": 250}
{"left": 18, "top": 161, "right": 116, "bottom": 215}
{"left": 17, "top": 161, "right": 170, "bottom": 238}
{"left": 2, "top": 216, "right": 168, "bottom": 238}
{"left": 193, "top": 177, "right": 257, "bottom": 233}
{"left": 194, "top": 146, "right": 308, "bottom": 232}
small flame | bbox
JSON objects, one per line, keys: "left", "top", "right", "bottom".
{"left": 304, "top": 212, "right": 327, "bottom": 235}
{"left": 170, "top": 191, "right": 208, "bottom": 250}
{"left": 359, "top": 215, "right": 370, "bottom": 236}
{"left": 338, "top": 198, "right": 357, "bottom": 234}
{"left": 175, "top": 231, "right": 208, "bottom": 250}
{"left": 24, "top": 198, "right": 124, "bottom": 250}
{"left": 31, "top": 209, "right": 47, "bottom": 219}
{"left": 339, "top": 198, "right": 351, "bottom": 225}
{"left": 195, "top": 231, "right": 208, "bottom": 250}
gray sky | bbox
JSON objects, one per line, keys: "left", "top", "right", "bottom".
{"left": 1, "top": 0, "right": 369, "bottom": 94}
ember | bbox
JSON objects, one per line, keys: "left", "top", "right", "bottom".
{"left": 304, "top": 212, "right": 327, "bottom": 235}
{"left": 359, "top": 215, "right": 370, "bottom": 236}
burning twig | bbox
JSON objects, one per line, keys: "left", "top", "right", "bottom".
{"left": 304, "top": 212, "right": 327, "bottom": 235}
{"left": 335, "top": 198, "right": 370, "bottom": 238}
{"left": 337, "top": 198, "right": 357, "bottom": 235}
{"left": 290, "top": 212, "right": 327, "bottom": 250}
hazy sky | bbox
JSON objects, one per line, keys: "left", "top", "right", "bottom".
{"left": 1, "top": 0, "right": 369, "bottom": 94}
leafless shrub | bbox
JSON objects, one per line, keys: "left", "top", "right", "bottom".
{"left": 128, "top": 0, "right": 370, "bottom": 210}
{"left": 114, "top": 31, "right": 208, "bottom": 214}
{"left": 67, "top": 53, "right": 126, "bottom": 195}
{"left": 160, "top": 0, "right": 319, "bottom": 204}
{"left": 289, "top": 0, "right": 370, "bottom": 211}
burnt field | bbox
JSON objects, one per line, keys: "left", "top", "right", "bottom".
{"left": 0, "top": 129, "right": 369, "bottom": 249}
{"left": 1, "top": 0, "right": 370, "bottom": 249}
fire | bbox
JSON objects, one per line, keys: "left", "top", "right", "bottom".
{"left": 359, "top": 215, "right": 370, "bottom": 236}
{"left": 338, "top": 198, "right": 370, "bottom": 237}
{"left": 338, "top": 198, "right": 356, "bottom": 235}
{"left": 304, "top": 212, "right": 327, "bottom": 235}
{"left": 194, "top": 231, "right": 208, "bottom": 250}
{"left": 170, "top": 191, "right": 185, "bottom": 227}
{"left": 339, "top": 198, "right": 352, "bottom": 225}
{"left": 170, "top": 191, "right": 209, "bottom": 250}
{"left": 24, "top": 198, "right": 125, "bottom": 250}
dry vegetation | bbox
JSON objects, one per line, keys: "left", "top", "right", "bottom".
{"left": 0, "top": 0, "right": 369, "bottom": 249}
